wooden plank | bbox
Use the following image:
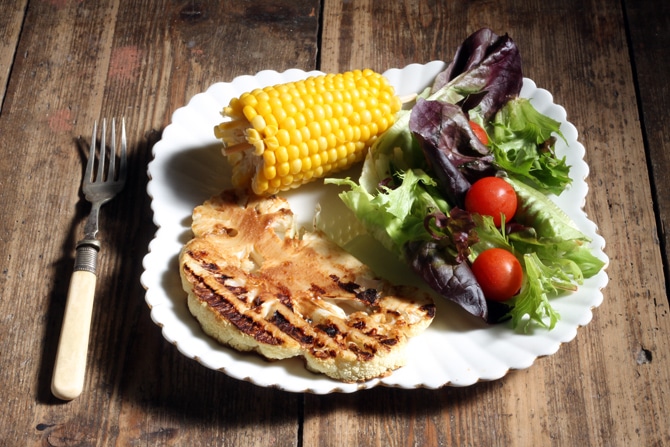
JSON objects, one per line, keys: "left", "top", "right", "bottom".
{"left": 312, "top": 0, "right": 670, "bottom": 445}
{"left": 0, "top": 0, "right": 27, "bottom": 110}
{"left": 625, "top": 0, "right": 670, "bottom": 268}
{"left": 0, "top": 0, "right": 319, "bottom": 445}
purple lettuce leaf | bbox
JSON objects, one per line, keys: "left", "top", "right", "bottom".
{"left": 409, "top": 98, "right": 495, "bottom": 207}
{"left": 431, "top": 27, "right": 523, "bottom": 121}
{"left": 404, "top": 240, "right": 488, "bottom": 320}
{"left": 432, "top": 27, "right": 501, "bottom": 91}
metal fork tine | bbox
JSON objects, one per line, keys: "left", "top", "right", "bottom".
{"left": 97, "top": 119, "right": 106, "bottom": 182}
{"left": 119, "top": 118, "right": 127, "bottom": 182}
{"left": 86, "top": 121, "right": 97, "bottom": 182}
{"left": 108, "top": 118, "right": 116, "bottom": 181}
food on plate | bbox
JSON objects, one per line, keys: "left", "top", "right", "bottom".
{"left": 470, "top": 248, "right": 524, "bottom": 302}
{"left": 464, "top": 177, "right": 517, "bottom": 227}
{"left": 327, "top": 28, "right": 606, "bottom": 331}
{"left": 214, "top": 69, "right": 402, "bottom": 196}
{"left": 179, "top": 189, "right": 436, "bottom": 382}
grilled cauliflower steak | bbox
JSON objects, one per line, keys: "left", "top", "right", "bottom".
{"left": 179, "top": 189, "right": 436, "bottom": 382}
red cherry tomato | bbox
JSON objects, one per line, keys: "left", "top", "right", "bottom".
{"left": 469, "top": 120, "right": 489, "bottom": 145}
{"left": 464, "top": 177, "right": 517, "bottom": 227}
{"left": 471, "top": 248, "right": 523, "bottom": 302}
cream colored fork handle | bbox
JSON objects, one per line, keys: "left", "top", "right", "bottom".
{"left": 51, "top": 270, "right": 96, "bottom": 400}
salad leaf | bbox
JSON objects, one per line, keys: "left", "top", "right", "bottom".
{"left": 468, "top": 212, "right": 515, "bottom": 258}
{"left": 359, "top": 111, "right": 426, "bottom": 194}
{"left": 431, "top": 28, "right": 523, "bottom": 121}
{"left": 411, "top": 99, "right": 495, "bottom": 177}
{"left": 563, "top": 244, "right": 606, "bottom": 278}
{"left": 409, "top": 99, "right": 491, "bottom": 207}
{"left": 491, "top": 98, "right": 571, "bottom": 195}
{"left": 325, "top": 169, "right": 448, "bottom": 256}
{"left": 432, "top": 28, "right": 501, "bottom": 90}
{"left": 405, "top": 240, "right": 488, "bottom": 320}
{"left": 505, "top": 176, "right": 588, "bottom": 242}
{"left": 510, "top": 253, "right": 563, "bottom": 331}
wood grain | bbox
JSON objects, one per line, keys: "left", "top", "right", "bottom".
{"left": 0, "top": 1, "right": 27, "bottom": 110}
{"left": 625, "top": 1, "right": 670, "bottom": 266}
{"left": 313, "top": 0, "right": 670, "bottom": 446}
{"left": 0, "top": 0, "right": 668, "bottom": 445}
{"left": 0, "top": 0, "right": 318, "bottom": 445}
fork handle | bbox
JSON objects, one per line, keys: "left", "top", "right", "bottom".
{"left": 51, "top": 240, "right": 100, "bottom": 400}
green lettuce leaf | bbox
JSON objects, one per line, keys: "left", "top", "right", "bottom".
{"left": 325, "top": 169, "right": 448, "bottom": 257}
{"left": 510, "top": 253, "right": 563, "bottom": 331}
{"left": 490, "top": 98, "right": 571, "bottom": 195}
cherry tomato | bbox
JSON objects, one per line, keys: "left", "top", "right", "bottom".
{"left": 469, "top": 120, "right": 489, "bottom": 145}
{"left": 464, "top": 177, "right": 517, "bottom": 227}
{"left": 471, "top": 248, "right": 523, "bottom": 302}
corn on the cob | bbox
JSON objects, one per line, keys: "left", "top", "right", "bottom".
{"left": 214, "top": 69, "right": 401, "bottom": 195}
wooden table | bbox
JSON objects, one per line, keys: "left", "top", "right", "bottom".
{"left": 1, "top": 0, "right": 668, "bottom": 445}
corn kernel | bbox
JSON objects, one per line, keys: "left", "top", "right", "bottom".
{"left": 352, "top": 126, "right": 361, "bottom": 142}
{"left": 276, "top": 129, "right": 290, "bottom": 146}
{"left": 317, "top": 136, "right": 328, "bottom": 152}
{"left": 282, "top": 116, "right": 297, "bottom": 131}
{"left": 276, "top": 146, "right": 289, "bottom": 163}
{"left": 263, "top": 164, "right": 276, "bottom": 180}
{"left": 290, "top": 158, "right": 302, "bottom": 175}
{"left": 287, "top": 144, "right": 300, "bottom": 162}
{"left": 256, "top": 101, "right": 271, "bottom": 117}
{"left": 336, "top": 157, "right": 349, "bottom": 169}
{"left": 263, "top": 150, "right": 276, "bottom": 166}
{"left": 308, "top": 122, "right": 321, "bottom": 139}
{"left": 332, "top": 148, "right": 342, "bottom": 163}
{"left": 251, "top": 115, "right": 266, "bottom": 131}
{"left": 313, "top": 104, "right": 325, "bottom": 122}
{"left": 284, "top": 103, "right": 297, "bottom": 117}
{"left": 321, "top": 119, "right": 332, "bottom": 135}
{"left": 243, "top": 105, "right": 257, "bottom": 122}
{"left": 323, "top": 104, "right": 333, "bottom": 119}
{"left": 360, "top": 110, "right": 372, "bottom": 124}
{"left": 307, "top": 139, "right": 319, "bottom": 154}
{"left": 265, "top": 136, "right": 279, "bottom": 149}
{"left": 253, "top": 178, "right": 269, "bottom": 194}
{"left": 298, "top": 142, "right": 309, "bottom": 157}
{"left": 293, "top": 97, "right": 305, "bottom": 112}
{"left": 360, "top": 125, "right": 371, "bottom": 141}
{"left": 294, "top": 112, "right": 307, "bottom": 129}
{"left": 280, "top": 92, "right": 293, "bottom": 105}
{"left": 240, "top": 93, "right": 258, "bottom": 108}
{"left": 289, "top": 128, "right": 302, "bottom": 145}
{"left": 281, "top": 175, "right": 294, "bottom": 186}
{"left": 326, "top": 132, "right": 337, "bottom": 148}
{"left": 277, "top": 162, "right": 290, "bottom": 177}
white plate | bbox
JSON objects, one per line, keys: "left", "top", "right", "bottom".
{"left": 141, "top": 62, "right": 609, "bottom": 394}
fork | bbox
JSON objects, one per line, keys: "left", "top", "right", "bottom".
{"left": 51, "top": 118, "right": 127, "bottom": 401}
